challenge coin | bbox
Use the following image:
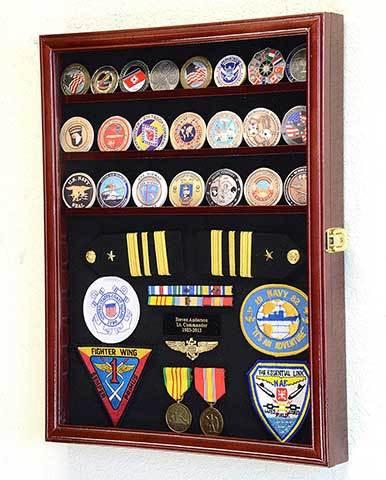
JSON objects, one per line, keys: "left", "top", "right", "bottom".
{"left": 60, "top": 63, "right": 90, "bottom": 95}
{"left": 97, "top": 171, "right": 131, "bottom": 208}
{"left": 240, "top": 284, "right": 309, "bottom": 356}
{"left": 97, "top": 116, "right": 132, "bottom": 151}
{"left": 132, "top": 171, "right": 167, "bottom": 207}
{"left": 133, "top": 114, "right": 169, "bottom": 151}
{"left": 180, "top": 56, "right": 212, "bottom": 89}
{"left": 284, "top": 166, "right": 307, "bottom": 206}
{"left": 285, "top": 45, "right": 307, "bottom": 82}
{"left": 243, "top": 108, "right": 281, "bottom": 147}
{"left": 248, "top": 48, "right": 286, "bottom": 85}
{"left": 214, "top": 55, "right": 246, "bottom": 87}
{"left": 169, "top": 170, "right": 205, "bottom": 207}
{"left": 205, "top": 168, "right": 243, "bottom": 207}
{"left": 244, "top": 168, "right": 283, "bottom": 206}
{"left": 206, "top": 110, "right": 243, "bottom": 149}
{"left": 62, "top": 172, "right": 96, "bottom": 208}
{"left": 83, "top": 276, "right": 140, "bottom": 344}
{"left": 59, "top": 116, "right": 94, "bottom": 152}
{"left": 150, "top": 60, "right": 179, "bottom": 90}
{"left": 119, "top": 60, "right": 150, "bottom": 92}
{"left": 170, "top": 112, "right": 206, "bottom": 150}
{"left": 91, "top": 66, "right": 119, "bottom": 93}
{"left": 282, "top": 106, "right": 307, "bottom": 145}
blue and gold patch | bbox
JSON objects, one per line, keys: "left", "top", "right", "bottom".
{"left": 247, "top": 360, "right": 310, "bottom": 442}
{"left": 240, "top": 284, "right": 308, "bottom": 356}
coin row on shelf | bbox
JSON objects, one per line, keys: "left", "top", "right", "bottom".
{"left": 61, "top": 45, "right": 306, "bottom": 95}
{"left": 60, "top": 106, "right": 306, "bottom": 153}
{"left": 62, "top": 167, "right": 307, "bottom": 209}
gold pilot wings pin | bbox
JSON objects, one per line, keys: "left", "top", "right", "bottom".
{"left": 78, "top": 346, "right": 152, "bottom": 426}
{"left": 247, "top": 361, "right": 310, "bottom": 443}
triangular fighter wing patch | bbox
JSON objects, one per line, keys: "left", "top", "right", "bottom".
{"left": 247, "top": 361, "right": 310, "bottom": 443}
{"left": 78, "top": 346, "right": 152, "bottom": 426}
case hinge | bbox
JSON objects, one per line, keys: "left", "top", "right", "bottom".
{"left": 325, "top": 227, "right": 347, "bottom": 253}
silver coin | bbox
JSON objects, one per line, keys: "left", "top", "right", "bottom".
{"left": 150, "top": 60, "right": 179, "bottom": 90}
{"left": 205, "top": 168, "right": 243, "bottom": 207}
{"left": 285, "top": 45, "right": 307, "bottom": 82}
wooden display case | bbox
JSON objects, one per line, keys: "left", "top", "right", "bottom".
{"left": 40, "top": 12, "right": 347, "bottom": 466}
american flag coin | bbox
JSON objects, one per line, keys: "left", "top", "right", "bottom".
{"left": 285, "top": 45, "right": 307, "bottom": 83}
{"left": 170, "top": 112, "right": 206, "bottom": 150}
{"left": 284, "top": 166, "right": 307, "bottom": 206}
{"left": 244, "top": 168, "right": 283, "bottom": 206}
{"left": 243, "top": 108, "right": 281, "bottom": 147}
{"left": 61, "top": 63, "right": 90, "bottom": 95}
{"left": 180, "top": 56, "right": 212, "bottom": 89}
{"left": 119, "top": 60, "right": 150, "bottom": 92}
{"left": 248, "top": 48, "right": 286, "bottom": 85}
{"left": 91, "top": 66, "right": 119, "bottom": 94}
{"left": 281, "top": 106, "right": 307, "bottom": 145}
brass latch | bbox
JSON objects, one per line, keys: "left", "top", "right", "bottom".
{"left": 325, "top": 227, "right": 348, "bottom": 253}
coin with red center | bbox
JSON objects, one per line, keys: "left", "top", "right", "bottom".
{"left": 97, "top": 116, "right": 132, "bottom": 151}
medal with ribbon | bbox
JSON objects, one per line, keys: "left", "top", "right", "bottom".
{"left": 163, "top": 367, "right": 192, "bottom": 433}
{"left": 194, "top": 367, "right": 226, "bottom": 435}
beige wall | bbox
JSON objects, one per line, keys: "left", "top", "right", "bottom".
{"left": 1, "top": 0, "right": 384, "bottom": 478}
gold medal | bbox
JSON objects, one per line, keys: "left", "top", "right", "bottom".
{"left": 163, "top": 367, "right": 192, "bottom": 433}
{"left": 169, "top": 170, "right": 205, "bottom": 207}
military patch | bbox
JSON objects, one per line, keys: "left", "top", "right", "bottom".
{"left": 78, "top": 346, "right": 151, "bottom": 426}
{"left": 247, "top": 361, "right": 310, "bottom": 442}
{"left": 240, "top": 284, "right": 308, "bottom": 356}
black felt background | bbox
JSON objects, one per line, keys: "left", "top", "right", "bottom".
{"left": 62, "top": 34, "right": 311, "bottom": 445}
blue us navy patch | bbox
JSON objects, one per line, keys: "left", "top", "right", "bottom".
{"left": 240, "top": 284, "right": 308, "bottom": 356}
{"left": 247, "top": 361, "right": 310, "bottom": 442}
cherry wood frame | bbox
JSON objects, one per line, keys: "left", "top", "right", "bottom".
{"left": 40, "top": 12, "right": 346, "bottom": 466}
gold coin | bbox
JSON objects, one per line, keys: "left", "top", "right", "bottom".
{"left": 199, "top": 406, "right": 224, "bottom": 435}
{"left": 170, "top": 112, "right": 206, "bottom": 150}
{"left": 165, "top": 402, "right": 192, "bottom": 433}
{"left": 91, "top": 66, "right": 119, "bottom": 94}
{"left": 169, "top": 170, "right": 205, "bottom": 207}
{"left": 60, "top": 116, "right": 94, "bottom": 152}
{"left": 180, "top": 56, "right": 212, "bottom": 89}
{"left": 243, "top": 108, "right": 281, "bottom": 147}
{"left": 244, "top": 168, "right": 283, "bottom": 206}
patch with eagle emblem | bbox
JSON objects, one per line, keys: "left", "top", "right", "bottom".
{"left": 247, "top": 361, "right": 310, "bottom": 442}
{"left": 78, "top": 346, "right": 152, "bottom": 426}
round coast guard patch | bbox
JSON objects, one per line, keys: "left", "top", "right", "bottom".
{"left": 83, "top": 276, "right": 140, "bottom": 344}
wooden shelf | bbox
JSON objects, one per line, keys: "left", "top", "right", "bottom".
{"left": 63, "top": 82, "right": 306, "bottom": 104}
{"left": 62, "top": 144, "right": 306, "bottom": 160}
{"left": 63, "top": 205, "right": 306, "bottom": 216}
